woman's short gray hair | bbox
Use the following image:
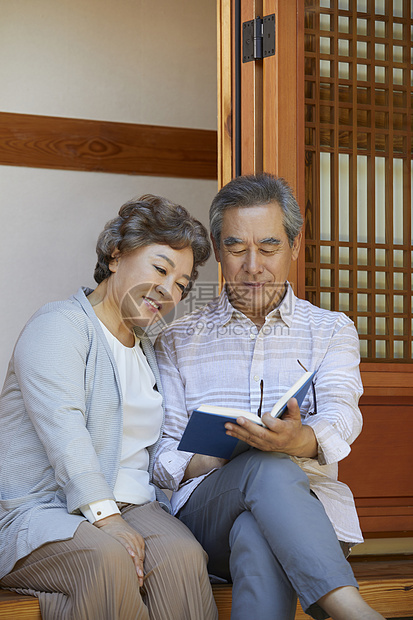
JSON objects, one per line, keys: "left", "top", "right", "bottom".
{"left": 94, "top": 194, "right": 211, "bottom": 298}
{"left": 210, "top": 173, "right": 303, "bottom": 247}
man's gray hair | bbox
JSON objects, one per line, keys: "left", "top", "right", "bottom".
{"left": 210, "top": 173, "right": 303, "bottom": 248}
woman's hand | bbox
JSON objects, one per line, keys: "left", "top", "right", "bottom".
{"left": 94, "top": 514, "right": 145, "bottom": 586}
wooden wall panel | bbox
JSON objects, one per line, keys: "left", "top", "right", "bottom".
{"left": 0, "top": 112, "right": 218, "bottom": 180}
{"left": 361, "top": 363, "right": 413, "bottom": 398}
{"left": 339, "top": 399, "right": 413, "bottom": 533}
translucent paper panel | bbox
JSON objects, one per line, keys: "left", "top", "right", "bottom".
{"left": 393, "top": 23, "right": 403, "bottom": 40}
{"left": 339, "top": 16, "right": 350, "bottom": 33}
{"left": 376, "top": 317, "right": 387, "bottom": 334}
{"left": 393, "top": 45, "right": 403, "bottom": 62}
{"left": 339, "top": 39, "right": 349, "bottom": 55}
{"left": 320, "top": 13, "right": 331, "bottom": 31}
{"left": 394, "top": 341, "right": 405, "bottom": 358}
{"left": 339, "top": 247, "right": 350, "bottom": 263}
{"left": 339, "top": 62, "right": 350, "bottom": 79}
{"left": 357, "top": 248, "right": 368, "bottom": 265}
{"left": 320, "top": 269, "right": 331, "bottom": 286}
{"left": 394, "top": 318, "right": 404, "bottom": 335}
{"left": 375, "top": 43, "right": 386, "bottom": 60}
{"left": 339, "top": 154, "right": 350, "bottom": 241}
{"left": 320, "top": 152, "right": 331, "bottom": 240}
{"left": 320, "top": 60, "right": 331, "bottom": 77}
{"left": 393, "top": 0, "right": 403, "bottom": 18}
{"left": 394, "top": 250, "right": 404, "bottom": 267}
{"left": 320, "top": 37, "right": 331, "bottom": 54}
{"left": 320, "top": 292, "right": 332, "bottom": 308}
{"left": 358, "top": 293, "right": 368, "bottom": 312}
{"left": 375, "top": 0, "right": 385, "bottom": 15}
{"left": 376, "top": 341, "right": 387, "bottom": 358}
{"left": 375, "top": 157, "right": 386, "bottom": 243}
{"left": 375, "top": 21, "right": 386, "bottom": 37}
{"left": 375, "top": 248, "right": 386, "bottom": 266}
{"left": 394, "top": 272, "right": 404, "bottom": 289}
{"left": 376, "top": 272, "right": 386, "bottom": 288}
{"left": 358, "top": 19, "right": 368, "bottom": 35}
{"left": 393, "top": 159, "right": 404, "bottom": 244}
{"left": 376, "top": 295, "right": 387, "bottom": 312}
{"left": 339, "top": 293, "right": 350, "bottom": 310}
{"left": 357, "top": 156, "right": 368, "bottom": 242}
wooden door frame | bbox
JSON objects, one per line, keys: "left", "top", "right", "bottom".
{"left": 217, "top": 0, "right": 305, "bottom": 294}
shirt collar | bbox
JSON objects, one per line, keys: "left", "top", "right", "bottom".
{"left": 217, "top": 282, "right": 296, "bottom": 328}
{"left": 216, "top": 287, "right": 235, "bottom": 326}
{"left": 265, "top": 282, "right": 296, "bottom": 327}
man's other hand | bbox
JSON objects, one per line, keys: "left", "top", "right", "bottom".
{"left": 182, "top": 454, "right": 228, "bottom": 482}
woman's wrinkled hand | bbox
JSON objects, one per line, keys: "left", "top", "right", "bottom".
{"left": 94, "top": 514, "right": 145, "bottom": 586}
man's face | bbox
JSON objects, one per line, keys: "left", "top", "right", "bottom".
{"left": 212, "top": 202, "right": 301, "bottom": 325}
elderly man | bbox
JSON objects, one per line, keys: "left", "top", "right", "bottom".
{"left": 153, "top": 174, "right": 385, "bottom": 620}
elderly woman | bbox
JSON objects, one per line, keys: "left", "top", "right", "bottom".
{"left": 0, "top": 195, "right": 217, "bottom": 620}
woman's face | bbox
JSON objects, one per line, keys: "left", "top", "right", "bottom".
{"left": 108, "top": 243, "right": 194, "bottom": 329}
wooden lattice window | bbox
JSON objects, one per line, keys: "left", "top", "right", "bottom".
{"left": 304, "top": 0, "right": 412, "bottom": 361}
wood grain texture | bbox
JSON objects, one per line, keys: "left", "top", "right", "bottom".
{"left": 1, "top": 558, "right": 412, "bottom": 619}
{"left": 211, "top": 558, "right": 413, "bottom": 619}
{"left": 217, "top": 0, "right": 233, "bottom": 188}
{"left": 262, "top": 0, "right": 305, "bottom": 296}
{"left": 240, "top": 0, "right": 263, "bottom": 175}
{"left": 339, "top": 400, "right": 413, "bottom": 533}
{"left": 0, "top": 112, "right": 218, "bottom": 180}
{"left": 360, "top": 363, "right": 413, "bottom": 397}
{"left": 0, "top": 590, "right": 41, "bottom": 620}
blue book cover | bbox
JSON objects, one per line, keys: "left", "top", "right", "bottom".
{"left": 178, "top": 371, "right": 315, "bottom": 459}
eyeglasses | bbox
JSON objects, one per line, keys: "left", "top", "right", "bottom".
{"left": 256, "top": 363, "right": 317, "bottom": 417}
{"left": 297, "top": 359, "right": 317, "bottom": 415}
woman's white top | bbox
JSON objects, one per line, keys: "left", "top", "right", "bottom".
{"left": 80, "top": 321, "right": 163, "bottom": 522}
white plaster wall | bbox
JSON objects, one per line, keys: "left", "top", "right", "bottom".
{"left": 0, "top": 168, "right": 218, "bottom": 383}
{"left": 0, "top": 0, "right": 218, "bottom": 383}
{"left": 0, "top": 0, "right": 217, "bottom": 128}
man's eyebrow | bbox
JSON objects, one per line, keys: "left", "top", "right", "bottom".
{"left": 223, "top": 237, "right": 244, "bottom": 246}
{"left": 259, "top": 237, "right": 281, "bottom": 245}
{"left": 156, "top": 254, "right": 190, "bottom": 280}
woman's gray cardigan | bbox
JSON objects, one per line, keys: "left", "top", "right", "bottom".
{"left": 0, "top": 287, "right": 170, "bottom": 579}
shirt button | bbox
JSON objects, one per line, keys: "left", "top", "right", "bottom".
{"left": 250, "top": 333, "right": 256, "bottom": 339}
{"left": 97, "top": 511, "right": 102, "bottom": 516}
{"left": 253, "top": 375, "right": 260, "bottom": 382}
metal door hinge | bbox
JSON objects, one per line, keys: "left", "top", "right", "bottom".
{"left": 242, "top": 14, "right": 275, "bottom": 63}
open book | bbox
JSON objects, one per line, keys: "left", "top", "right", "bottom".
{"left": 177, "top": 371, "right": 315, "bottom": 459}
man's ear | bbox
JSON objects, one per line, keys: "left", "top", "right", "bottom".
{"left": 291, "top": 231, "right": 302, "bottom": 262}
{"left": 211, "top": 233, "right": 221, "bottom": 263}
